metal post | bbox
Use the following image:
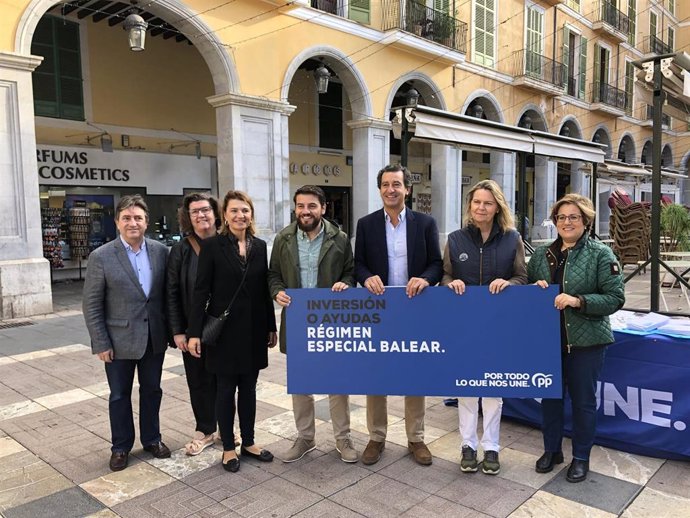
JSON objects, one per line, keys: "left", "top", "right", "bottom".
{"left": 518, "top": 151, "right": 528, "bottom": 239}
{"left": 401, "top": 110, "right": 409, "bottom": 167}
{"left": 650, "top": 58, "right": 663, "bottom": 312}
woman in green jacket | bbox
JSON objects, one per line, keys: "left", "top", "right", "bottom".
{"left": 528, "top": 194, "right": 624, "bottom": 483}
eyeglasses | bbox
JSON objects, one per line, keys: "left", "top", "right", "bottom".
{"left": 189, "top": 206, "right": 213, "bottom": 217}
{"left": 555, "top": 214, "right": 582, "bottom": 223}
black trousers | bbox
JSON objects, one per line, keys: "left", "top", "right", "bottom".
{"left": 216, "top": 370, "right": 259, "bottom": 451}
{"left": 182, "top": 351, "right": 217, "bottom": 435}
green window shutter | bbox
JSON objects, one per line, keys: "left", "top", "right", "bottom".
{"left": 625, "top": 61, "right": 634, "bottom": 114}
{"left": 593, "top": 43, "right": 601, "bottom": 101}
{"left": 668, "top": 0, "right": 674, "bottom": 16}
{"left": 526, "top": 7, "right": 543, "bottom": 76}
{"left": 434, "top": 0, "right": 450, "bottom": 13}
{"left": 562, "top": 26, "right": 570, "bottom": 81}
{"left": 474, "top": 0, "right": 495, "bottom": 67}
{"left": 349, "top": 0, "right": 370, "bottom": 24}
{"left": 668, "top": 27, "right": 675, "bottom": 51}
{"left": 578, "top": 36, "right": 587, "bottom": 100}
{"left": 650, "top": 11, "right": 657, "bottom": 37}
{"left": 628, "top": 0, "right": 636, "bottom": 46}
{"left": 31, "top": 15, "right": 83, "bottom": 120}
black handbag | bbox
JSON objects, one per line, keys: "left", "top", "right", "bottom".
{"left": 201, "top": 264, "right": 249, "bottom": 347}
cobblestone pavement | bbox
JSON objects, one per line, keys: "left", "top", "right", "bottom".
{"left": 0, "top": 278, "right": 688, "bottom": 517}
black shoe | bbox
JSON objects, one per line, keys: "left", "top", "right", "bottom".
{"left": 241, "top": 446, "right": 274, "bottom": 462}
{"left": 566, "top": 459, "right": 589, "bottom": 483}
{"left": 535, "top": 451, "right": 564, "bottom": 473}
{"left": 143, "top": 441, "right": 171, "bottom": 459}
{"left": 222, "top": 453, "right": 240, "bottom": 472}
{"left": 109, "top": 451, "right": 129, "bottom": 471}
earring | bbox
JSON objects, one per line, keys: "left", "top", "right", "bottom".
{"left": 224, "top": 220, "right": 229, "bottom": 226}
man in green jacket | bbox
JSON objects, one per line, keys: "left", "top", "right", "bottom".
{"left": 268, "top": 185, "right": 357, "bottom": 463}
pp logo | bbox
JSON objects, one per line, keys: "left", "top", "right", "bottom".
{"left": 532, "top": 373, "right": 553, "bottom": 388}
{"left": 458, "top": 253, "right": 469, "bottom": 262}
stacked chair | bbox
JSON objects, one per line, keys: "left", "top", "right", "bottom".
{"left": 608, "top": 191, "right": 651, "bottom": 266}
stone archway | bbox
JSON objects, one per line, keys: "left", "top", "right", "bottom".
{"left": 461, "top": 90, "right": 504, "bottom": 122}
{"left": 558, "top": 117, "right": 583, "bottom": 139}
{"left": 662, "top": 144, "right": 674, "bottom": 168}
{"left": 592, "top": 126, "right": 613, "bottom": 159}
{"left": 617, "top": 134, "right": 636, "bottom": 163}
{"left": 516, "top": 105, "right": 548, "bottom": 132}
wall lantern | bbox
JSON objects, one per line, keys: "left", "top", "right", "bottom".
{"left": 314, "top": 64, "right": 331, "bottom": 94}
{"left": 405, "top": 87, "right": 420, "bottom": 108}
{"left": 124, "top": 13, "right": 148, "bottom": 52}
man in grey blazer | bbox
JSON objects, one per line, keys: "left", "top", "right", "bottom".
{"left": 83, "top": 194, "right": 171, "bottom": 471}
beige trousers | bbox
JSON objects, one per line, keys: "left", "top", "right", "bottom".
{"left": 367, "top": 395, "right": 425, "bottom": 443}
{"left": 292, "top": 394, "right": 350, "bottom": 441}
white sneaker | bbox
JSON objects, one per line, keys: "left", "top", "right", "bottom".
{"left": 335, "top": 438, "right": 359, "bottom": 463}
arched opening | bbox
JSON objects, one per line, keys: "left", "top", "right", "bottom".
{"left": 662, "top": 144, "right": 674, "bottom": 168}
{"left": 641, "top": 140, "right": 653, "bottom": 165}
{"left": 22, "top": 0, "right": 233, "bottom": 281}
{"left": 617, "top": 135, "right": 636, "bottom": 163}
{"left": 592, "top": 128, "right": 612, "bottom": 159}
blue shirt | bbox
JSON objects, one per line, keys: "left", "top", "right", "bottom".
{"left": 385, "top": 208, "right": 408, "bottom": 286}
{"left": 120, "top": 236, "right": 152, "bottom": 297}
{"left": 297, "top": 223, "right": 325, "bottom": 289}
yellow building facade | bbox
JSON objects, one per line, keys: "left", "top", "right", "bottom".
{"left": 0, "top": 0, "right": 688, "bottom": 316}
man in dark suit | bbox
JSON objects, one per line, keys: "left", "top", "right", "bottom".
{"left": 354, "top": 164, "right": 442, "bottom": 466}
{"left": 83, "top": 194, "right": 171, "bottom": 471}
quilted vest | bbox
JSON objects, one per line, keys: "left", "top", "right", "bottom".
{"left": 446, "top": 224, "right": 520, "bottom": 286}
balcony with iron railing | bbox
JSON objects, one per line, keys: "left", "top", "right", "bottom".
{"left": 645, "top": 34, "right": 673, "bottom": 55}
{"left": 591, "top": 81, "right": 628, "bottom": 114}
{"left": 512, "top": 49, "right": 566, "bottom": 95}
{"left": 381, "top": 0, "right": 467, "bottom": 54}
{"left": 593, "top": 0, "right": 630, "bottom": 42}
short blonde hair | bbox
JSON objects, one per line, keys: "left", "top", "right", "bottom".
{"left": 221, "top": 190, "right": 256, "bottom": 236}
{"left": 550, "top": 193, "right": 595, "bottom": 228}
{"left": 464, "top": 179, "right": 515, "bottom": 232}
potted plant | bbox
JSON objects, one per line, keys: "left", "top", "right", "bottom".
{"left": 661, "top": 203, "right": 690, "bottom": 252}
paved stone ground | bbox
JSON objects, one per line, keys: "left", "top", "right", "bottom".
{"left": 0, "top": 276, "right": 688, "bottom": 517}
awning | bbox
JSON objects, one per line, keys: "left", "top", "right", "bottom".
{"left": 394, "top": 106, "right": 606, "bottom": 163}
{"left": 598, "top": 162, "right": 688, "bottom": 179}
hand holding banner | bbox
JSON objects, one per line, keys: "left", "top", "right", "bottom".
{"left": 286, "top": 285, "right": 562, "bottom": 398}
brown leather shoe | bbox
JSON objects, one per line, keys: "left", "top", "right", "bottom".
{"left": 143, "top": 441, "right": 171, "bottom": 459}
{"left": 408, "top": 441, "right": 432, "bottom": 465}
{"left": 109, "top": 451, "right": 128, "bottom": 471}
{"left": 361, "top": 440, "right": 385, "bottom": 465}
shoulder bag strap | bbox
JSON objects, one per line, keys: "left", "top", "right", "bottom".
{"left": 186, "top": 235, "right": 201, "bottom": 256}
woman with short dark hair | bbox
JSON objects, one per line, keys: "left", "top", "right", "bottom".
{"left": 167, "top": 192, "right": 223, "bottom": 456}
{"left": 529, "top": 194, "right": 624, "bottom": 482}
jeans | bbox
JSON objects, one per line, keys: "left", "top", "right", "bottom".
{"left": 541, "top": 345, "right": 606, "bottom": 460}
{"left": 216, "top": 370, "right": 259, "bottom": 451}
{"left": 104, "top": 342, "right": 165, "bottom": 453}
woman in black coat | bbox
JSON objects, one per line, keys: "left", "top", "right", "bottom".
{"left": 187, "top": 190, "right": 277, "bottom": 473}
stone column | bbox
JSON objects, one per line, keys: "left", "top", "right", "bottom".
{"left": 207, "top": 93, "right": 295, "bottom": 237}
{"left": 490, "top": 150, "right": 516, "bottom": 212}
{"left": 347, "top": 119, "right": 391, "bottom": 226}
{"left": 569, "top": 160, "right": 588, "bottom": 197}
{"left": 532, "top": 156, "right": 558, "bottom": 240}
{"left": 431, "top": 143, "right": 462, "bottom": 247}
{"left": 0, "top": 52, "right": 52, "bottom": 318}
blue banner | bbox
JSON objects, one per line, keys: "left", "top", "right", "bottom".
{"left": 286, "top": 285, "right": 562, "bottom": 398}
{"left": 503, "top": 331, "right": 690, "bottom": 460}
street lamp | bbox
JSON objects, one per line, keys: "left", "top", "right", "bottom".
{"left": 124, "top": 12, "right": 148, "bottom": 52}
{"left": 314, "top": 64, "right": 331, "bottom": 94}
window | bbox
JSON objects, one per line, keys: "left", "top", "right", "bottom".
{"left": 668, "top": 0, "right": 674, "bottom": 16}
{"left": 349, "top": 0, "right": 370, "bottom": 23}
{"left": 525, "top": 5, "right": 544, "bottom": 77}
{"left": 31, "top": 15, "right": 84, "bottom": 120}
{"left": 318, "top": 81, "right": 343, "bottom": 150}
{"left": 474, "top": 0, "right": 496, "bottom": 67}
{"left": 562, "top": 26, "right": 587, "bottom": 99}
{"left": 628, "top": 0, "right": 636, "bottom": 46}
{"left": 668, "top": 27, "right": 675, "bottom": 51}
{"left": 650, "top": 11, "right": 658, "bottom": 38}
{"left": 565, "top": 0, "right": 580, "bottom": 11}
{"left": 593, "top": 43, "right": 611, "bottom": 98}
